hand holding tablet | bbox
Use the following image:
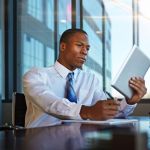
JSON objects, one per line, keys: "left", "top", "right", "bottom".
{"left": 111, "top": 45, "right": 150, "bottom": 99}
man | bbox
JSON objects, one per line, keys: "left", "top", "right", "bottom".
{"left": 23, "top": 28, "right": 147, "bottom": 128}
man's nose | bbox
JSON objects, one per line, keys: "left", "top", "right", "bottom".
{"left": 81, "top": 46, "right": 88, "bottom": 55}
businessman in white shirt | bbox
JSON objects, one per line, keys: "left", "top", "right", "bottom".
{"left": 23, "top": 28, "right": 147, "bottom": 128}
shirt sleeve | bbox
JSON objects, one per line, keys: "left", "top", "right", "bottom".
{"left": 91, "top": 75, "right": 107, "bottom": 104}
{"left": 115, "top": 98, "right": 137, "bottom": 118}
{"left": 23, "top": 68, "right": 82, "bottom": 120}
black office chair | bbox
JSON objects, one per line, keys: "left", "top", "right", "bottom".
{"left": 12, "top": 92, "right": 27, "bottom": 128}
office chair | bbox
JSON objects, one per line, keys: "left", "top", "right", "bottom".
{"left": 12, "top": 92, "right": 27, "bottom": 128}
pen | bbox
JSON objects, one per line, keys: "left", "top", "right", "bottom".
{"left": 104, "top": 91, "right": 114, "bottom": 100}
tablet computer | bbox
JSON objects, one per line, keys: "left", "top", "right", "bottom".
{"left": 111, "top": 45, "right": 150, "bottom": 99}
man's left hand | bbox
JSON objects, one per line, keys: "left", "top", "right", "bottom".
{"left": 126, "top": 77, "right": 147, "bottom": 105}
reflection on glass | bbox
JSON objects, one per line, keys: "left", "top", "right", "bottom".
{"left": 139, "top": 119, "right": 150, "bottom": 148}
{"left": 83, "top": 131, "right": 112, "bottom": 149}
{"left": 23, "top": 123, "right": 84, "bottom": 150}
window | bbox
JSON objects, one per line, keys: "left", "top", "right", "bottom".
{"left": 23, "top": 34, "right": 44, "bottom": 74}
{"left": 27, "top": 0, "right": 43, "bottom": 22}
{"left": 138, "top": 0, "right": 150, "bottom": 98}
{"left": 58, "top": 0, "right": 72, "bottom": 36}
{"left": 17, "top": 0, "right": 55, "bottom": 91}
{"left": 103, "top": 0, "right": 150, "bottom": 98}
{"left": 82, "top": 0, "right": 104, "bottom": 88}
{"left": 1, "top": 0, "right": 149, "bottom": 99}
{"left": 103, "top": 0, "right": 134, "bottom": 97}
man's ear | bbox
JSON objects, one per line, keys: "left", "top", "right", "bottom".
{"left": 60, "top": 42, "right": 66, "bottom": 52}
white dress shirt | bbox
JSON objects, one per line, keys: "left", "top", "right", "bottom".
{"left": 23, "top": 61, "right": 136, "bottom": 128}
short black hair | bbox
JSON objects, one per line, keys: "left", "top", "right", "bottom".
{"left": 59, "top": 28, "right": 88, "bottom": 44}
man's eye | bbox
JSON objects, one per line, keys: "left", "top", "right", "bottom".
{"left": 76, "top": 44, "right": 82, "bottom": 46}
{"left": 87, "top": 47, "right": 90, "bottom": 51}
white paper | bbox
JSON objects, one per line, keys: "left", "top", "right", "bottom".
{"left": 62, "top": 119, "right": 138, "bottom": 125}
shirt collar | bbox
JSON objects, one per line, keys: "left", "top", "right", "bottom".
{"left": 54, "top": 61, "right": 79, "bottom": 79}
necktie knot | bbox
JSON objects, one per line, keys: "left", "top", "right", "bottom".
{"left": 67, "top": 72, "right": 74, "bottom": 82}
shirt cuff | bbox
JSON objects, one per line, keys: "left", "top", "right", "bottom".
{"left": 115, "top": 98, "right": 136, "bottom": 118}
{"left": 51, "top": 98, "right": 82, "bottom": 120}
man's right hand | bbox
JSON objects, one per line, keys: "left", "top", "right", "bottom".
{"left": 80, "top": 100, "right": 120, "bottom": 120}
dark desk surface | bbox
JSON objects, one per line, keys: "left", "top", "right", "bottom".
{"left": 0, "top": 117, "right": 149, "bottom": 150}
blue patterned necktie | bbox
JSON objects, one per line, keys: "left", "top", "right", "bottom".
{"left": 66, "top": 72, "right": 77, "bottom": 103}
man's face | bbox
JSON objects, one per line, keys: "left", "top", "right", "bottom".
{"left": 59, "top": 32, "right": 90, "bottom": 70}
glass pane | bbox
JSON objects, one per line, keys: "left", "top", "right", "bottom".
{"left": 17, "top": 0, "right": 55, "bottom": 90}
{"left": 46, "top": 0, "right": 54, "bottom": 30}
{"left": 58, "top": 0, "right": 72, "bottom": 36}
{"left": 82, "top": 0, "right": 103, "bottom": 88}
{"left": 23, "top": 34, "right": 44, "bottom": 74}
{"left": 46, "top": 0, "right": 55, "bottom": 66}
{"left": 104, "top": 11, "right": 112, "bottom": 92}
{"left": 103, "top": 0, "right": 133, "bottom": 97}
{"left": 46, "top": 47, "right": 55, "bottom": 66}
{"left": 138, "top": 0, "right": 150, "bottom": 98}
{"left": 27, "top": 0, "right": 43, "bottom": 22}
{"left": 0, "top": 0, "right": 4, "bottom": 99}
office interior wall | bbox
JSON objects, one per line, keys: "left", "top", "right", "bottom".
{"left": 2, "top": 103, "right": 12, "bottom": 124}
{"left": 132, "top": 102, "right": 150, "bottom": 116}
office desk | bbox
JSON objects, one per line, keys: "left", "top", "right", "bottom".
{"left": 0, "top": 117, "right": 149, "bottom": 150}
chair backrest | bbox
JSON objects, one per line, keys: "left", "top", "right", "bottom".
{"left": 12, "top": 92, "right": 27, "bottom": 127}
